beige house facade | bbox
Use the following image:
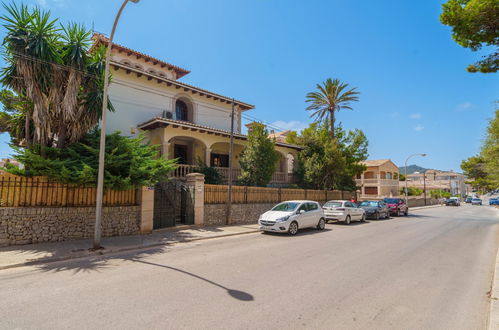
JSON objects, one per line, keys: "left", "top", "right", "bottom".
{"left": 404, "top": 170, "right": 469, "bottom": 197}
{"left": 94, "top": 34, "right": 301, "bottom": 184}
{"left": 355, "top": 159, "right": 400, "bottom": 198}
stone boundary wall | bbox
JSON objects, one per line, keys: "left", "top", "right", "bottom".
{"left": 0, "top": 206, "right": 140, "bottom": 246}
{"left": 204, "top": 203, "right": 277, "bottom": 226}
{"left": 204, "top": 201, "right": 330, "bottom": 226}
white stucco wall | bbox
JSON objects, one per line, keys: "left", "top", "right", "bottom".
{"left": 106, "top": 67, "right": 242, "bottom": 136}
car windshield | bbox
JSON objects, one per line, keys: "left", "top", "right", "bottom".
{"left": 360, "top": 201, "right": 378, "bottom": 207}
{"left": 450, "top": 197, "right": 459, "bottom": 200}
{"left": 383, "top": 198, "right": 399, "bottom": 204}
{"left": 271, "top": 202, "right": 299, "bottom": 212}
{"left": 323, "top": 201, "right": 343, "bottom": 208}
{"left": 472, "top": 198, "right": 481, "bottom": 201}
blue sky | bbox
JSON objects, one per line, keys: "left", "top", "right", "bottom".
{"left": 0, "top": 0, "right": 497, "bottom": 171}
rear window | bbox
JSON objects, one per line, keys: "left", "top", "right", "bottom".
{"left": 383, "top": 198, "right": 400, "bottom": 204}
{"left": 324, "top": 201, "right": 342, "bottom": 208}
{"left": 360, "top": 201, "right": 378, "bottom": 207}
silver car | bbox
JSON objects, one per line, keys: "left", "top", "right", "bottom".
{"left": 258, "top": 200, "right": 325, "bottom": 235}
{"left": 323, "top": 200, "right": 366, "bottom": 225}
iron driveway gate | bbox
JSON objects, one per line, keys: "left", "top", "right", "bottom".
{"left": 153, "top": 180, "right": 194, "bottom": 229}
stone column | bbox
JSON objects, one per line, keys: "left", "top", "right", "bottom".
{"left": 186, "top": 173, "right": 205, "bottom": 226}
{"left": 139, "top": 186, "right": 155, "bottom": 234}
{"left": 205, "top": 147, "right": 212, "bottom": 165}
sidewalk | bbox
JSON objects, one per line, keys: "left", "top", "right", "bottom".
{"left": 489, "top": 233, "right": 499, "bottom": 329}
{"left": 0, "top": 224, "right": 259, "bottom": 270}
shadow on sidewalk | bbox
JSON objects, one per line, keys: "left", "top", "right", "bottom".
{"left": 33, "top": 245, "right": 254, "bottom": 302}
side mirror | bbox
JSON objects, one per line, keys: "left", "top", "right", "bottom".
{"left": 298, "top": 209, "right": 306, "bottom": 214}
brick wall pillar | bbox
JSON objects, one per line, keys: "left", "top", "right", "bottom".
{"left": 186, "top": 173, "right": 205, "bottom": 225}
{"left": 139, "top": 186, "right": 155, "bottom": 234}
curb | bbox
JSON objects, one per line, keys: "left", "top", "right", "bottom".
{"left": 0, "top": 229, "right": 260, "bottom": 271}
{"left": 410, "top": 205, "right": 444, "bottom": 211}
{"left": 488, "top": 225, "right": 499, "bottom": 329}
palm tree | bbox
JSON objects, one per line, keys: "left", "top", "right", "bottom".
{"left": 305, "top": 78, "right": 359, "bottom": 139}
{"left": 0, "top": 3, "right": 111, "bottom": 150}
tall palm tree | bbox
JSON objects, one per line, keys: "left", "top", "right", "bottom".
{"left": 305, "top": 78, "right": 359, "bottom": 139}
{"left": 0, "top": 3, "right": 111, "bottom": 149}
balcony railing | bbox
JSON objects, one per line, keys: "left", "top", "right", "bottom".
{"left": 355, "top": 178, "right": 399, "bottom": 186}
{"left": 172, "top": 164, "right": 295, "bottom": 184}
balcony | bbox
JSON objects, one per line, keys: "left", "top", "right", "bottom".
{"left": 355, "top": 178, "right": 399, "bottom": 187}
{"left": 172, "top": 164, "right": 296, "bottom": 185}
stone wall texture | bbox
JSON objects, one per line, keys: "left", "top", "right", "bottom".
{"left": 204, "top": 203, "right": 277, "bottom": 226}
{"left": 0, "top": 206, "right": 140, "bottom": 246}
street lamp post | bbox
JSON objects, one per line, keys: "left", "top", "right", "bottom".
{"left": 404, "top": 153, "right": 427, "bottom": 204}
{"left": 423, "top": 171, "right": 427, "bottom": 205}
{"left": 94, "top": 0, "right": 140, "bottom": 249}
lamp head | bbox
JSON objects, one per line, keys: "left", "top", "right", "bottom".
{"left": 421, "top": 153, "right": 427, "bottom": 157}
{"left": 130, "top": 0, "right": 140, "bottom": 3}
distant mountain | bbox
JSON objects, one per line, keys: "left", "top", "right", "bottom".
{"left": 398, "top": 164, "right": 430, "bottom": 175}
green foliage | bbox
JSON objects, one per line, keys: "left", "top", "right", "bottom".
{"left": 461, "top": 109, "right": 499, "bottom": 190}
{"left": 194, "top": 158, "right": 223, "bottom": 185}
{"left": 4, "top": 130, "right": 177, "bottom": 190}
{"left": 399, "top": 173, "right": 406, "bottom": 181}
{"left": 429, "top": 189, "right": 452, "bottom": 199}
{"left": 291, "top": 123, "right": 368, "bottom": 190}
{"left": 305, "top": 78, "right": 360, "bottom": 139}
{"left": 238, "top": 123, "right": 279, "bottom": 186}
{"left": 0, "top": 3, "right": 112, "bottom": 148}
{"left": 400, "top": 186, "right": 423, "bottom": 196}
{"left": 440, "top": 0, "right": 499, "bottom": 73}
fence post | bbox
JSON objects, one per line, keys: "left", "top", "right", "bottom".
{"left": 278, "top": 187, "right": 282, "bottom": 202}
{"left": 186, "top": 173, "right": 205, "bottom": 226}
{"left": 244, "top": 186, "right": 248, "bottom": 204}
{"left": 138, "top": 186, "right": 155, "bottom": 234}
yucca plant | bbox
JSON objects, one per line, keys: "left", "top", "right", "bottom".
{"left": 305, "top": 78, "right": 359, "bottom": 140}
{"left": 0, "top": 2, "right": 112, "bottom": 150}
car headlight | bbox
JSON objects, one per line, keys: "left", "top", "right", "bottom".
{"left": 276, "top": 216, "right": 290, "bottom": 222}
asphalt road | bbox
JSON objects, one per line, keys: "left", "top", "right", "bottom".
{"left": 1, "top": 205, "right": 498, "bottom": 330}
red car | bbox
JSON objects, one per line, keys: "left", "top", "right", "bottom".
{"left": 383, "top": 198, "right": 409, "bottom": 216}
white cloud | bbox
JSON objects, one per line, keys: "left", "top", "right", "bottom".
{"left": 34, "top": 0, "right": 66, "bottom": 7}
{"left": 456, "top": 102, "right": 473, "bottom": 112}
{"left": 270, "top": 120, "right": 309, "bottom": 133}
{"left": 414, "top": 124, "right": 425, "bottom": 132}
{"left": 409, "top": 113, "right": 422, "bottom": 119}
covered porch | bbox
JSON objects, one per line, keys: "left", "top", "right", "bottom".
{"left": 140, "top": 118, "right": 300, "bottom": 185}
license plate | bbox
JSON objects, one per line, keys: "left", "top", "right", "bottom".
{"left": 261, "top": 226, "right": 273, "bottom": 230}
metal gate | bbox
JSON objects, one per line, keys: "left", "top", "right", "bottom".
{"left": 153, "top": 180, "right": 194, "bottom": 229}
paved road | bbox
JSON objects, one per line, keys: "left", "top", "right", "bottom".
{"left": 1, "top": 205, "right": 498, "bottom": 330}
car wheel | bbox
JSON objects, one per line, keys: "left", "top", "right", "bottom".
{"left": 374, "top": 212, "right": 380, "bottom": 220}
{"left": 360, "top": 214, "right": 366, "bottom": 222}
{"left": 345, "top": 215, "right": 351, "bottom": 225}
{"left": 288, "top": 221, "right": 298, "bottom": 235}
{"left": 317, "top": 218, "right": 326, "bottom": 230}
{"left": 385, "top": 211, "right": 390, "bottom": 219}
{"left": 404, "top": 209, "right": 408, "bottom": 216}
{"left": 395, "top": 209, "right": 400, "bottom": 217}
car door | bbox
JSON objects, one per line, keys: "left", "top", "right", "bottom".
{"left": 306, "top": 202, "right": 320, "bottom": 227}
{"left": 296, "top": 203, "right": 308, "bottom": 228}
{"left": 344, "top": 202, "right": 355, "bottom": 220}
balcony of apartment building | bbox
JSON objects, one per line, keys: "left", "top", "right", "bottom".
{"left": 355, "top": 171, "right": 400, "bottom": 198}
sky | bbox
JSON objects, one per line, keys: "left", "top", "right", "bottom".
{"left": 0, "top": 0, "right": 497, "bottom": 171}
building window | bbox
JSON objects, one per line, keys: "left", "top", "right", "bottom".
{"left": 211, "top": 153, "right": 229, "bottom": 167}
{"left": 175, "top": 100, "right": 189, "bottom": 121}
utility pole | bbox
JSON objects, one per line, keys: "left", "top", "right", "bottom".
{"left": 423, "top": 171, "right": 427, "bottom": 205}
{"left": 94, "top": 0, "right": 140, "bottom": 250}
{"left": 226, "top": 99, "right": 235, "bottom": 225}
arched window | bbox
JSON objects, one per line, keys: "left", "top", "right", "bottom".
{"left": 175, "top": 100, "right": 189, "bottom": 121}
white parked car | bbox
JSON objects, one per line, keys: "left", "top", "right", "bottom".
{"left": 258, "top": 200, "right": 325, "bottom": 235}
{"left": 322, "top": 200, "right": 366, "bottom": 225}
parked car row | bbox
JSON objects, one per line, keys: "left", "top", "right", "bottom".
{"left": 258, "top": 198, "right": 410, "bottom": 235}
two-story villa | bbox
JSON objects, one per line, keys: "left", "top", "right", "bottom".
{"left": 93, "top": 34, "right": 301, "bottom": 184}
{"left": 355, "top": 159, "right": 400, "bottom": 198}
